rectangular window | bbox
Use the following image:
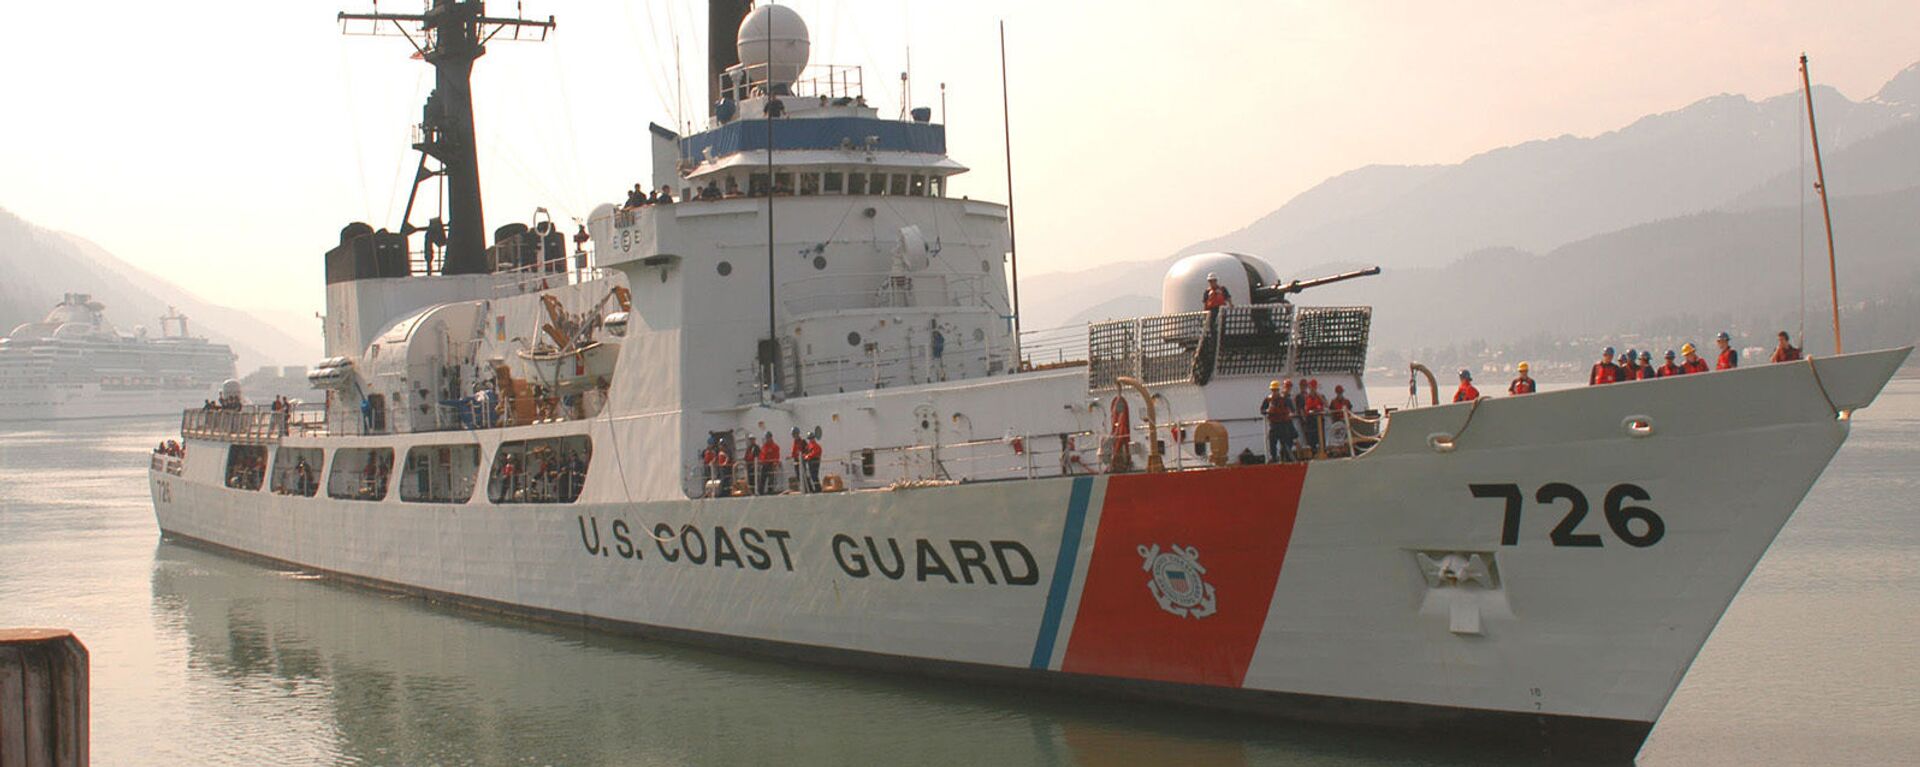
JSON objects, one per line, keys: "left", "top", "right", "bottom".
{"left": 799, "top": 173, "right": 820, "bottom": 196}
{"left": 848, "top": 173, "right": 867, "bottom": 195}
{"left": 823, "top": 172, "right": 844, "bottom": 193}
{"left": 270, "top": 447, "right": 323, "bottom": 497}
{"left": 725, "top": 175, "right": 741, "bottom": 196}
{"left": 400, "top": 444, "right": 481, "bottom": 503}
{"left": 224, "top": 445, "right": 267, "bottom": 491}
{"left": 489, "top": 436, "right": 592, "bottom": 504}
{"left": 748, "top": 173, "right": 769, "bottom": 197}
{"left": 889, "top": 174, "right": 909, "bottom": 196}
{"left": 328, "top": 447, "right": 395, "bottom": 501}
{"left": 909, "top": 175, "right": 927, "bottom": 196}
{"left": 931, "top": 176, "right": 945, "bottom": 197}
{"left": 774, "top": 172, "right": 794, "bottom": 194}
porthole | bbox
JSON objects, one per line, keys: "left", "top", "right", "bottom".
{"left": 847, "top": 331, "right": 862, "bottom": 346}
{"left": 972, "top": 328, "right": 985, "bottom": 343}
{"left": 717, "top": 261, "right": 732, "bottom": 276}
{"left": 813, "top": 255, "right": 827, "bottom": 270}
{"left": 981, "top": 260, "right": 991, "bottom": 273}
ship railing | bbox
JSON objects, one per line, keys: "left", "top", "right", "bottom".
{"left": 716, "top": 63, "right": 866, "bottom": 107}
{"left": 179, "top": 404, "right": 327, "bottom": 444}
{"left": 491, "top": 263, "right": 610, "bottom": 296}
{"left": 682, "top": 460, "right": 804, "bottom": 497}
{"left": 845, "top": 429, "right": 1106, "bottom": 487}
{"left": 1017, "top": 324, "right": 1090, "bottom": 371}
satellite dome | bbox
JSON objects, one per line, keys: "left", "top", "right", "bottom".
{"left": 737, "top": 4, "right": 810, "bottom": 86}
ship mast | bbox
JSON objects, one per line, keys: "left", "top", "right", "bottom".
{"left": 338, "top": 1, "right": 556, "bottom": 276}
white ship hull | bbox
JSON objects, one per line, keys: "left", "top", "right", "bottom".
{"left": 149, "top": 350, "right": 1908, "bottom": 760}
{"left": 0, "top": 383, "right": 219, "bottom": 422}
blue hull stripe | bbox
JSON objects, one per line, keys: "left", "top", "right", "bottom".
{"left": 1031, "top": 476, "right": 1094, "bottom": 670}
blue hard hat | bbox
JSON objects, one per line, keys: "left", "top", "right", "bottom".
{"left": 1603, "top": 346, "right": 1615, "bottom": 356}
{"left": 1716, "top": 331, "right": 1731, "bottom": 341}
{"left": 1459, "top": 369, "right": 1472, "bottom": 380}
{"left": 1665, "top": 349, "right": 1676, "bottom": 358}
{"left": 1640, "top": 351, "right": 1652, "bottom": 361}
{"left": 791, "top": 427, "right": 802, "bottom": 436}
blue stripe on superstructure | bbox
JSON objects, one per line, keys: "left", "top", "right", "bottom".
{"left": 1031, "top": 476, "right": 1093, "bottom": 670}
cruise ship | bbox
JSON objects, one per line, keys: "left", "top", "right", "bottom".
{"left": 147, "top": 2, "right": 1909, "bottom": 760}
{"left": 1, "top": 293, "right": 236, "bottom": 421}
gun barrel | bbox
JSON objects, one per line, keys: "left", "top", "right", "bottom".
{"left": 1289, "top": 266, "right": 1382, "bottom": 291}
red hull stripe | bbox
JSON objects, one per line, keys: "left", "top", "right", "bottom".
{"left": 1061, "top": 463, "right": 1308, "bottom": 687}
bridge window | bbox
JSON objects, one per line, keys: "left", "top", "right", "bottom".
{"left": 328, "top": 447, "right": 394, "bottom": 501}
{"left": 932, "top": 176, "right": 946, "bottom": 197}
{"left": 488, "top": 436, "right": 592, "bottom": 504}
{"left": 774, "top": 172, "right": 793, "bottom": 194}
{"left": 748, "top": 173, "right": 769, "bottom": 196}
{"left": 270, "top": 447, "right": 323, "bottom": 497}
{"left": 848, "top": 173, "right": 868, "bottom": 195}
{"left": 799, "top": 173, "right": 819, "bottom": 195}
{"left": 224, "top": 445, "right": 266, "bottom": 491}
{"left": 909, "top": 175, "right": 926, "bottom": 196}
{"left": 889, "top": 174, "right": 909, "bottom": 196}
{"left": 823, "top": 172, "right": 844, "bottom": 193}
{"left": 725, "top": 176, "right": 741, "bottom": 196}
{"left": 400, "top": 444, "right": 480, "bottom": 503}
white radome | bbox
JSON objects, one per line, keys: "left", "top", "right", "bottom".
{"left": 737, "top": 4, "right": 811, "bottom": 85}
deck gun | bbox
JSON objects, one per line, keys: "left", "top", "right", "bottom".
{"left": 1252, "top": 266, "right": 1382, "bottom": 304}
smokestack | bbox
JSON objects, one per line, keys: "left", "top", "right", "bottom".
{"left": 709, "top": 0, "right": 752, "bottom": 115}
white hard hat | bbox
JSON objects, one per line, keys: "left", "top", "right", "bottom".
{"left": 1205, "top": 272, "right": 1218, "bottom": 280}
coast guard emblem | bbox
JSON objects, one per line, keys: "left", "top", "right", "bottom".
{"left": 1138, "top": 543, "right": 1216, "bottom": 619}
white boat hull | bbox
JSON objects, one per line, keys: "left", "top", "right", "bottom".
{"left": 149, "top": 350, "right": 1908, "bottom": 760}
{"left": 1, "top": 383, "right": 217, "bottom": 421}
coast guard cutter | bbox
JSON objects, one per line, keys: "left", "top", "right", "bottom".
{"left": 148, "top": 2, "right": 1910, "bottom": 759}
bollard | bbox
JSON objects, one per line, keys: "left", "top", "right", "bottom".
{"left": 0, "top": 629, "right": 88, "bottom": 767}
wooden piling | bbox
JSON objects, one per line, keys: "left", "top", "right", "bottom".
{"left": 0, "top": 629, "right": 88, "bottom": 767}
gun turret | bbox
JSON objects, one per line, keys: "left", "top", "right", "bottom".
{"left": 1252, "top": 266, "right": 1382, "bottom": 304}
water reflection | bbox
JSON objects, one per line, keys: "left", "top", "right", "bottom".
{"left": 149, "top": 542, "right": 1572, "bottom": 766}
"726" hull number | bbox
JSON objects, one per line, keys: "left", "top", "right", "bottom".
{"left": 1470, "top": 483, "right": 1664, "bottom": 548}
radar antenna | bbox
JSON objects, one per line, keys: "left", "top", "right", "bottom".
{"left": 337, "top": 1, "right": 556, "bottom": 276}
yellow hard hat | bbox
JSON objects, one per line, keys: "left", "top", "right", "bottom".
{"left": 1517, "top": 361, "right": 1530, "bottom": 372}
{"left": 1270, "top": 380, "right": 1281, "bottom": 390}
{"left": 1681, "top": 342, "right": 1696, "bottom": 355}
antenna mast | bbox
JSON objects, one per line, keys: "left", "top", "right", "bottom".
{"left": 999, "top": 21, "right": 1022, "bottom": 344}
{"left": 1799, "top": 54, "right": 1843, "bottom": 354}
{"left": 338, "top": 1, "right": 556, "bottom": 276}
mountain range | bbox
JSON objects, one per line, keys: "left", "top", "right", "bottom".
{"left": 0, "top": 208, "right": 320, "bottom": 373}
{"left": 1024, "top": 61, "right": 1920, "bottom": 361}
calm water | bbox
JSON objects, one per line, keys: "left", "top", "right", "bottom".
{"left": 2, "top": 381, "right": 1916, "bottom": 766}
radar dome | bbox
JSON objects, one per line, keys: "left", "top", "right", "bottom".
{"left": 737, "top": 4, "right": 810, "bottom": 86}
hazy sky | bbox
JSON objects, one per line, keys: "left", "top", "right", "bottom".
{"left": 3, "top": 1, "right": 1916, "bottom": 329}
